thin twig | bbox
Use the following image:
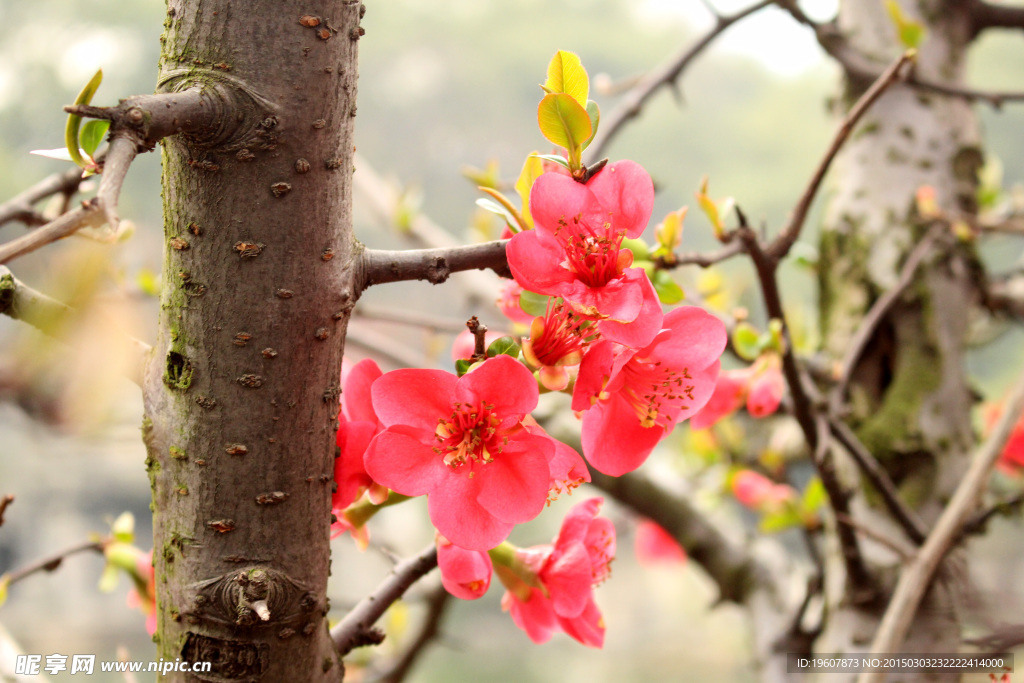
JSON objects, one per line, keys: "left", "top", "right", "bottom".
{"left": 831, "top": 224, "right": 944, "bottom": 406}
{"left": 359, "top": 241, "right": 510, "bottom": 291}
{"left": 663, "top": 241, "right": 745, "bottom": 269}
{"left": 371, "top": 584, "right": 452, "bottom": 683}
{"left": 835, "top": 513, "right": 914, "bottom": 562}
{"left": 0, "top": 200, "right": 105, "bottom": 265}
{"left": 829, "top": 418, "right": 928, "bottom": 545}
{"left": 586, "top": 0, "right": 775, "bottom": 161}
{"left": 962, "top": 492, "right": 1024, "bottom": 537}
{"left": 466, "top": 316, "right": 487, "bottom": 361}
{"left": 1, "top": 540, "right": 104, "bottom": 587}
{"left": 0, "top": 164, "right": 90, "bottom": 229}
{"left": 0, "top": 267, "right": 151, "bottom": 387}
{"left": 767, "top": 51, "right": 915, "bottom": 260}
{"left": 95, "top": 135, "right": 138, "bottom": 230}
{"left": 331, "top": 545, "right": 439, "bottom": 656}
{"left": 0, "top": 495, "right": 12, "bottom": 527}
{"left": 859, "top": 364, "right": 1024, "bottom": 675}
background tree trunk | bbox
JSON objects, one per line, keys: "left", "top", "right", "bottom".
{"left": 143, "top": 1, "right": 362, "bottom": 679}
{"left": 815, "top": 0, "right": 980, "bottom": 674}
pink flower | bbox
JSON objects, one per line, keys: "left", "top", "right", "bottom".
{"left": 690, "top": 354, "right": 785, "bottom": 429}
{"left": 497, "top": 279, "right": 535, "bottom": 326}
{"left": 634, "top": 520, "right": 687, "bottom": 566}
{"left": 437, "top": 534, "right": 493, "bottom": 600}
{"left": 333, "top": 359, "right": 388, "bottom": 516}
{"left": 572, "top": 306, "right": 726, "bottom": 476}
{"left": 985, "top": 403, "right": 1024, "bottom": 475}
{"left": 500, "top": 498, "right": 615, "bottom": 648}
{"left": 125, "top": 549, "right": 157, "bottom": 635}
{"left": 522, "top": 299, "right": 598, "bottom": 391}
{"left": 731, "top": 470, "right": 795, "bottom": 512}
{"left": 522, "top": 415, "right": 591, "bottom": 502}
{"left": 506, "top": 161, "right": 663, "bottom": 347}
{"left": 364, "top": 355, "right": 557, "bottom": 550}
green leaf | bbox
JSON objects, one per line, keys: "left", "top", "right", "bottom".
{"left": 486, "top": 336, "right": 521, "bottom": 359}
{"left": 543, "top": 50, "right": 588, "bottom": 107}
{"left": 732, "top": 322, "right": 762, "bottom": 361}
{"left": 455, "top": 359, "right": 472, "bottom": 377}
{"left": 537, "top": 93, "right": 592, "bottom": 154}
{"left": 884, "top": 0, "right": 925, "bottom": 49}
{"left": 515, "top": 154, "right": 545, "bottom": 229}
{"left": 531, "top": 154, "right": 571, "bottom": 169}
{"left": 582, "top": 99, "right": 600, "bottom": 151}
{"left": 79, "top": 119, "right": 110, "bottom": 157}
{"left": 621, "top": 237, "right": 650, "bottom": 261}
{"left": 97, "top": 563, "right": 120, "bottom": 593}
{"left": 0, "top": 575, "right": 8, "bottom": 608}
{"left": 518, "top": 290, "right": 550, "bottom": 318}
{"left": 758, "top": 508, "right": 802, "bottom": 534}
{"left": 476, "top": 197, "right": 519, "bottom": 230}
{"left": 65, "top": 69, "right": 103, "bottom": 169}
{"left": 111, "top": 511, "right": 135, "bottom": 543}
{"left": 653, "top": 270, "right": 684, "bottom": 305}
{"left": 799, "top": 478, "right": 827, "bottom": 516}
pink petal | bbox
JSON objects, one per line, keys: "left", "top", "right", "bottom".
{"left": 563, "top": 270, "right": 644, "bottom": 323}
{"left": 690, "top": 369, "right": 748, "bottom": 430}
{"left": 596, "top": 269, "right": 663, "bottom": 347}
{"left": 428, "top": 476, "right": 514, "bottom": 551}
{"left": 504, "top": 588, "right": 558, "bottom": 644}
{"left": 363, "top": 425, "right": 447, "bottom": 496}
{"left": 747, "top": 366, "right": 785, "bottom": 418}
{"left": 651, "top": 306, "right": 728, "bottom": 371}
{"left": 557, "top": 597, "right": 605, "bottom": 648}
{"left": 333, "top": 421, "right": 378, "bottom": 510}
{"left": 556, "top": 498, "right": 603, "bottom": 547}
{"left": 581, "top": 397, "right": 664, "bottom": 476}
{"left": 476, "top": 433, "right": 552, "bottom": 524}
{"left": 572, "top": 339, "right": 617, "bottom": 413}
{"left": 437, "top": 539, "right": 493, "bottom": 600}
{"left": 506, "top": 229, "right": 578, "bottom": 295}
{"left": 456, "top": 354, "right": 538, "bottom": 418}
{"left": 585, "top": 160, "right": 654, "bottom": 239}
{"left": 371, "top": 368, "right": 457, "bottom": 430}
{"left": 529, "top": 172, "right": 604, "bottom": 240}
{"left": 635, "top": 520, "right": 687, "bottom": 566}
{"left": 342, "top": 359, "right": 383, "bottom": 425}
{"left": 543, "top": 542, "right": 593, "bottom": 619}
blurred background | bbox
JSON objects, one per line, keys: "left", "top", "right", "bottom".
{"left": 1, "top": 0, "right": 1023, "bottom": 680}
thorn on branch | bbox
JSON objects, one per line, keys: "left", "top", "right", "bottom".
{"left": 0, "top": 494, "right": 13, "bottom": 527}
{"left": 467, "top": 316, "right": 488, "bottom": 362}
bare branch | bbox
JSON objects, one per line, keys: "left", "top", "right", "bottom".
{"left": 970, "top": 0, "right": 1024, "bottom": 33}
{"left": 0, "top": 200, "right": 105, "bottom": 265}
{"left": 370, "top": 584, "right": 451, "bottom": 683}
{"left": 0, "top": 267, "right": 151, "bottom": 387}
{"left": 661, "top": 241, "right": 745, "bottom": 269}
{"left": 587, "top": 468, "right": 766, "bottom": 603}
{"left": 94, "top": 136, "right": 137, "bottom": 230}
{"left": 331, "top": 544, "right": 439, "bottom": 656}
{"left": 0, "top": 164, "right": 88, "bottom": 229}
{"left": 359, "top": 241, "right": 510, "bottom": 290}
{"left": 829, "top": 418, "right": 928, "bottom": 545}
{"left": 0, "top": 495, "right": 12, "bottom": 527}
{"left": 586, "top": 0, "right": 775, "bottom": 161}
{"left": 831, "top": 223, "right": 944, "bottom": 406}
{"left": 1, "top": 540, "right": 104, "bottom": 588}
{"left": 835, "top": 513, "right": 914, "bottom": 562}
{"left": 860, "top": 363, "right": 1024, "bottom": 672}
{"left": 767, "top": 51, "right": 915, "bottom": 260}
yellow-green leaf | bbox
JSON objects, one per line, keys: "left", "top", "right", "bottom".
{"left": 538, "top": 93, "right": 592, "bottom": 155}
{"left": 65, "top": 69, "right": 103, "bottom": 169}
{"left": 582, "top": 99, "right": 600, "bottom": 151}
{"left": 0, "top": 575, "right": 8, "bottom": 608}
{"left": 543, "top": 50, "right": 588, "bottom": 108}
{"left": 884, "top": 0, "right": 925, "bottom": 49}
{"left": 515, "top": 153, "right": 544, "bottom": 229}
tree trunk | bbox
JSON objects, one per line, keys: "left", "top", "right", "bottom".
{"left": 142, "top": 1, "right": 362, "bottom": 679}
{"left": 815, "top": 0, "right": 980, "bottom": 676}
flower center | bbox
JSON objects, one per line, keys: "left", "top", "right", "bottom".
{"left": 619, "top": 358, "right": 695, "bottom": 429}
{"left": 525, "top": 300, "right": 596, "bottom": 368}
{"left": 434, "top": 401, "right": 505, "bottom": 469}
{"left": 554, "top": 214, "right": 629, "bottom": 288}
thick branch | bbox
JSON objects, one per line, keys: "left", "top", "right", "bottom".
{"left": 331, "top": 545, "right": 439, "bottom": 656}
{"left": 586, "top": 0, "right": 775, "bottom": 161}
{"left": 588, "top": 468, "right": 765, "bottom": 603}
{"left": 0, "top": 200, "right": 105, "bottom": 265}
{"left": 971, "top": 0, "right": 1024, "bottom": 32}
{"left": 860, "top": 364, "right": 1024, "bottom": 673}
{"left": 359, "top": 241, "right": 510, "bottom": 290}
{"left": 0, "top": 267, "right": 150, "bottom": 386}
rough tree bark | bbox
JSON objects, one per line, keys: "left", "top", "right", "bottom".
{"left": 142, "top": 1, "right": 363, "bottom": 680}
{"left": 815, "top": 0, "right": 980, "bottom": 675}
